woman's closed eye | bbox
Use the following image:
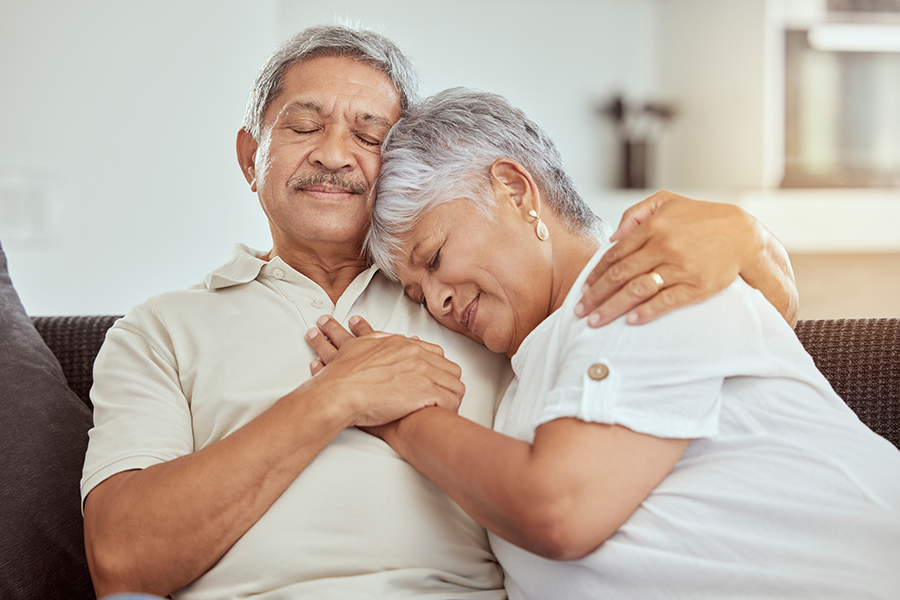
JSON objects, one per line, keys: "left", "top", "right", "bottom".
{"left": 429, "top": 248, "right": 441, "bottom": 271}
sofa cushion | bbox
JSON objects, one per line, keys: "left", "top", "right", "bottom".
{"left": 0, "top": 241, "right": 95, "bottom": 599}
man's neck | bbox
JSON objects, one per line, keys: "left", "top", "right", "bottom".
{"left": 263, "top": 245, "right": 370, "bottom": 304}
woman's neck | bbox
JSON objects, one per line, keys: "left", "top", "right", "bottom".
{"left": 548, "top": 231, "right": 602, "bottom": 317}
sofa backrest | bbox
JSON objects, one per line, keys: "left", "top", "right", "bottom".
{"left": 794, "top": 318, "right": 899, "bottom": 449}
{"left": 30, "top": 316, "right": 900, "bottom": 450}
{"left": 31, "top": 316, "right": 121, "bottom": 410}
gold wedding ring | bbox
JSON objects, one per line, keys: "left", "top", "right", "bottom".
{"left": 648, "top": 271, "right": 665, "bottom": 289}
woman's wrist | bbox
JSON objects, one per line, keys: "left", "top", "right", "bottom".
{"left": 380, "top": 407, "right": 447, "bottom": 457}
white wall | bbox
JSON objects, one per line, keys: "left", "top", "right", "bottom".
{"left": 655, "top": 0, "right": 769, "bottom": 190}
{"left": 1, "top": 0, "right": 661, "bottom": 315}
{"left": 277, "top": 0, "right": 661, "bottom": 193}
{"left": 0, "top": 0, "right": 277, "bottom": 315}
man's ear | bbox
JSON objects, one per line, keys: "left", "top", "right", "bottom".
{"left": 489, "top": 158, "right": 542, "bottom": 217}
{"left": 237, "top": 128, "right": 259, "bottom": 192}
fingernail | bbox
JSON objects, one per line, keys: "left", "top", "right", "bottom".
{"left": 626, "top": 312, "right": 639, "bottom": 324}
{"left": 588, "top": 313, "right": 601, "bottom": 327}
{"left": 317, "top": 315, "right": 329, "bottom": 326}
{"left": 582, "top": 284, "right": 590, "bottom": 294}
{"left": 349, "top": 315, "right": 359, "bottom": 325}
{"left": 575, "top": 302, "right": 585, "bottom": 317}
{"left": 306, "top": 328, "right": 318, "bottom": 339}
{"left": 309, "top": 360, "right": 320, "bottom": 372}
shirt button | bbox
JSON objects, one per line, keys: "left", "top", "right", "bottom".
{"left": 311, "top": 299, "right": 324, "bottom": 309}
{"left": 588, "top": 363, "right": 610, "bottom": 381}
{"left": 272, "top": 268, "right": 285, "bottom": 279}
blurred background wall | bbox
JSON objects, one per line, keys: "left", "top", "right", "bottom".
{"left": 1, "top": 0, "right": 898, "bottom": 318}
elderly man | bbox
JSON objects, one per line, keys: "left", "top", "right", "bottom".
{"left": 81, "top": 24, "right": 797, "bottom": 599}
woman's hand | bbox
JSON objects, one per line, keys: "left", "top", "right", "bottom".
{"left": 576, "top": 191, "right": 798, "bottom": 327}
{"left": 306, "top": 315, "right": 463, "bottom": 428}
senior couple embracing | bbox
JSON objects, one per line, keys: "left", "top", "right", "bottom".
{"left": 83, "top": 24, "right": 900, "bottom": 600}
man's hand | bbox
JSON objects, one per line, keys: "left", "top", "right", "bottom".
{"left": 576, "top": 191, "right": 798, "bottom": 327}
{"left": 307, "top": 315, "right": 464, "bottom": 427}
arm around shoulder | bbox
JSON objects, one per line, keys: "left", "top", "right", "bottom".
{"left": 577, "top": 193, "right": 798, "bottom": 327}
{"left": 740, "top": 210, "right": 799, "bottom": 327}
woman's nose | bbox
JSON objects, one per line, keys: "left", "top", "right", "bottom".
{"left": 425, "top": 284, "right": 453, "bottom": 316}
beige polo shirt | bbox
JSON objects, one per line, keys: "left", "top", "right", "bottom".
{"left": 82, "top": 244, "right": 513, "bottom": 599}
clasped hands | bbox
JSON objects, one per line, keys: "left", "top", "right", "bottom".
{"left": 306, "top": 314, "right": 445, "bottom": 439}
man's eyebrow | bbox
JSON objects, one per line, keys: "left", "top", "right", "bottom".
{"left": 357, "top": 113, "right": 393, "bottom": 128}
{"left": 282, "top": 100, "right": 321, "bottom": 117}
{"left": 280, "top": 102, "right": 392, "bottom": 128}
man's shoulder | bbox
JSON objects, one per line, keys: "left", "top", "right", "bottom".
{"left": 113, "top": 246, "right": 264, "bottom": 340}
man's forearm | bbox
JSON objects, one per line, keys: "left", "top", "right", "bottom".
{"left": 741, "top": 213, "right": 799, "bottom": 327}
{"left": 84, "top": 381, "right": 351, "bottom": 598}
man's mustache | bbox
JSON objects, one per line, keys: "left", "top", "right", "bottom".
{"left": 288, "top": 170, "right": 368, "bottom": 195}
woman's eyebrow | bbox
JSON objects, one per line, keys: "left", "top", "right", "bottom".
{"left": 407, "top": 241, "right": 425, "bottom": 267}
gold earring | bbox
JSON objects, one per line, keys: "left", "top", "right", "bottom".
{"left": 527, "top": 210, "right": 550, "bottom": 241}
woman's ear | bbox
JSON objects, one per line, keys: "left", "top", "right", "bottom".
{"left": 237, "top": 128, "right": 259, "bottom": 192}
{"left": 489, "top": 158, "right": 542, "bottom": 218}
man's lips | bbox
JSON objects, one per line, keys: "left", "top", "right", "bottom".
{"left": 460, "top": 294, "right": 479, "bottom": 332}
{"left": 300, "top": 184, "right": 356, "bottom": 195}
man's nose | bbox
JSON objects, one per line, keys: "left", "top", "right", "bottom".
{"left": 308, "top": 128, "right": 354, "bottom": 171}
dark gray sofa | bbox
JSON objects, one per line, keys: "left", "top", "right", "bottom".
{"left": 2, "top": 246, "right": 898, "bottom": 599}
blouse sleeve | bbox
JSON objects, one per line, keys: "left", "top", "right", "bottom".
{"left": 536, "top": 278, "right": 771, "bottom": 440}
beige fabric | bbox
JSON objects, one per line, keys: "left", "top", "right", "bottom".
{"left": 82, "top": 244, "right": 513, "bottom": 599}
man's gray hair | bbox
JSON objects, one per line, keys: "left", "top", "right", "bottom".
{"left": 242, "top": 24, "right": 421, "bottom": 140}
{"left": 368, "top": 87, "right": 606, "bottom": 280}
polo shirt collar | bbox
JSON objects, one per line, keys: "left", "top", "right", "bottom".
{"left": 204, "top": 244, "right": 268, "bottom": 290}
{"left": 204, "top": 243, "right": 381, "bottom": 298}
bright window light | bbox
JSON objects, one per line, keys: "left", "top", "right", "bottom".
{"left": 808, "top": 23, "right": 900, "bottom": 52}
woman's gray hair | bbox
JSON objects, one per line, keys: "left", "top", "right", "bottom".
{"left": 242, "top": 24, "right": 421, "bottom": 141}
{"left": 368, "top": 87, "right": 606, "bottom": 280}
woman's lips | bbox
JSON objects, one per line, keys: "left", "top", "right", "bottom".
{"left": 460, "top": 294, "right": 479, "bottom": 332}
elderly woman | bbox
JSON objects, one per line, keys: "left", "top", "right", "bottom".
{"left": 310, "top": 88, "right": 900, "bottom": 599}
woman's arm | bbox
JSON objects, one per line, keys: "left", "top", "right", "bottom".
{"left": 309, "top": 316, "right": 688, "bottom": 560}
{"left": 577, "top": 191, "right": 798, "bottom": 328}
{"left": 377, "top": 409, "right": 688, "bottom": 560}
